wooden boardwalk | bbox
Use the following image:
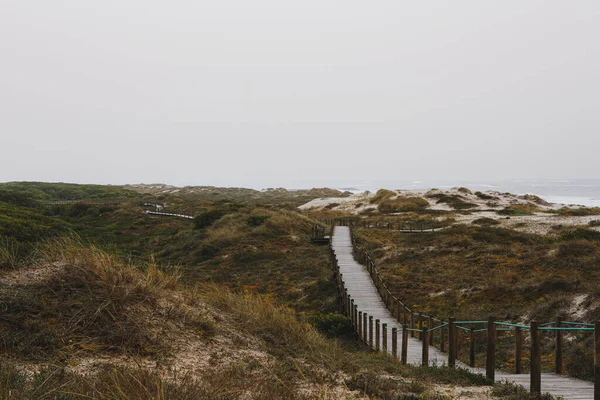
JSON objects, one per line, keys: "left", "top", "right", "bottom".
{"left": 332, "top": 226, "right": 595, "bottom": 400}
{"left": 143, "top": 210, "right": 194, "bottom": 220}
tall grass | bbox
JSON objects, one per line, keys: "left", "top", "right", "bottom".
{"left": 0, "top": 236, "right": 34, "bottom": 268}
{"left": 191, "top": 283, "right": 350, "bottom": 371}
{"left": 1, "top": 236, "right": 213, "bottom": 359}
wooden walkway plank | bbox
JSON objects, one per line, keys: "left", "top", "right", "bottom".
{"left": 331, "top": 226, "right": 595, "bottom": 400}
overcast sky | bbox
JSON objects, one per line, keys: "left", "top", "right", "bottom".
{"left": 1, "top": 1, "right": 599, "bottom": 189}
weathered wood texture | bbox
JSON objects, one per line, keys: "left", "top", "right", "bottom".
{"left": 331, "top": 226, "right": 595, "bottom": 400}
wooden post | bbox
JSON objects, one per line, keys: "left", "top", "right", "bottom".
{"left": 401, "top": 324, "right": 408, "bottom": 365}
{"left": 397, "top": 300, "right": 402, "bottom": 322}
{"left": 429, "top": 316, "right": 434, "bottom": 345}
{"left": 375, "top": 319, "right": 380, "bottom": 351}
{"left": 440, "top": 319, "right": 446, "bottom": 352}
{"left": 469, "top": 327, "right": 475, "bottom": 368}
{"left": 487, "top": 316, "right": 496, "bottom": 382}
{"left": 382, "top": 323, "right": 388, "bottom": 352}
{"left": 418, "top": 314, "right": 424, "bottom": 341}
{"left": 422, "top": 326, "right": 429, "bottom": 366}
{"left": 411, "top": 312, "right": 416, "bottom": 338}
{"left": 595, "top": 321, "right": 600, "bottom": 400}
{"left": 369, "top": 316, "right": 374, "bottom": 349}
{"left": 530, "top": 321, "right": 541, "bottom": 396}
{"left": 352, "top": 303, "right": 357, "bottom": 333}
{"left": 392, "top": 327, "right": 398, "bottom": 361}
{"left": 556, "top": 317, "right": 563, "bottom": 375}
{"left": 346, "top": 294, "right": 351, "bottom": 317}
{"left": 448, "top": 317, "right": 456, "bottom": 368}
{"left": 403, "top": 306, "right": 408, "bottom": 326}
{"left": 358, "top": 311, "right": 362, "bottom": 339}
{"left": 515, "top": 327, "right": 522, "bottom": 374}
{"left": 363, "top": 313, "right": 368, "bottom": 344}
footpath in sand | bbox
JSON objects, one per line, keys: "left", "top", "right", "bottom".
{"left": 332, "top": 226, "right": 595, "bottom": 400}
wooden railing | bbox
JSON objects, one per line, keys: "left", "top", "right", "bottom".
{"left": 41, "top": 197, "right": 129, "bottom": 206}
{"left": 328, "top": 221, "right": 600, "bottom": 398}
{"left": 319, "top": 217, "right": 443, "bottom": 232}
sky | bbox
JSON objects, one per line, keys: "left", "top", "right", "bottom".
{"left": 1, "top": 1, "right": 599, "bottom": 189}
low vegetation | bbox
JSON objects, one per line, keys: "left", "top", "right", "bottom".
{"left": 3, "top": 182, "right": 592, "bottom": 397}
{"left": 369, "top": 189, "right": 396, "bottom": 204}
{"left": 497, "top": 204, "right": 540, "bottom": 216}
{"left": 555, "top": 206, "right": 600, "bottom": 216}
{"left": 378, "top": 197, "right": 429, "bottom": 214}
{"left": 472, "top": 217, "right": 501, "bottom": 226}
{"left": 1, "top": 231, "right": 491, "bottom": 399}
{"left": 425, "top": 193, "right": 477, "bottom": 210}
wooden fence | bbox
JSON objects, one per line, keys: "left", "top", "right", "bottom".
{"left": 327, "top": 219, "right": 600, "bottom": 398}
{"left": 319, "top": 217, "right": 443, "bottom": 232}
{"left": 41, "top": 197, "right": 130, "bottom": 206}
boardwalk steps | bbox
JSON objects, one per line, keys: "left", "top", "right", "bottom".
{"left": 331, "top": 226, "right": 595, "bottom": 400}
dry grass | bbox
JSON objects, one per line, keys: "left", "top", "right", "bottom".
{"left": 191, "top": 283, "right": 350, "bottom": 371}
{"left": 378, "top": 197, "right": 429, "bottom": 214}
{"left": 0, "top": 361, "right": 340, "bottom": 400}
{"left": 0, "top": 236, "right": 495, "bottom": 399}
{"left": 369, "top": 189, "right": 396, "bottom": 204}
{"left": 1, "top": 236, "right": 214, "bottom": 360}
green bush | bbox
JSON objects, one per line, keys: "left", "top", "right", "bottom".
{"left": 558, "top": 240, "right": 597, "bottom": 257}
{"left": 194, "top": 209, "right": 226, "bottom": 229}
{"left": 555, "top": 207, "right": 600, "bottom": 216}
{"left": 197, "top": 243, "right": 221, "bottom": 260}
{"left": 308, "top": 313, "right": 353, "bottom": 338}
{"left": 472, "top": 217, "right": 500, "bottom": 226}
{"left": 246, "top": 215, "right": 270, "bottom": 227}
{"left": 378, "top": 197, "right": 429, "bottom": 214}
{"left": 426, "top": 193, "right": 476, "bottom": 210}
{"left": 561, "top": 228, "right": 600, "bottom": 241}
{"left": 369, "top": 189, "right": 395, "bottom": 204}
{"left": 474, "top": 191, "right": 495, "bottom": 200}
{"left": 0, "top": 203, "right": 69, "bottom": 242}
{"left": 497, "top": 206, "right": 536, "bottom": 216}
{"left": 0, "top": 190, "right": 39, "bottom": 207}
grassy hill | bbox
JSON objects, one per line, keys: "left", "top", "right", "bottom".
{"left": 0, "top": 206, "right": 490, "bottom": 399}
{"left": 0, "top": 182, "right": 564, "bottom": 398}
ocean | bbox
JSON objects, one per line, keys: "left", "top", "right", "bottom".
{"left": 330, "top": 179, "right": 600, "bottom": 208}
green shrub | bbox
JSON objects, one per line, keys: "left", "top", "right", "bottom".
{"left": 497, "top": 205, "right": 538, "bottom": 216}
{"left": 556, "top": 207, "right": 600, "bottom": 216}
{"left": 474, "top": 191, "right": 495, "bottom": 200}
{"left": 197, "top": 243, "right": 221, "bottom": 260}
{"left": 194, "top": 209, "right": 226, "bottom": 229}
{"left": 426, "top": 193, "right": 476, "bottom": 210}
{"left": 561, "top": 228, "right": 600, "bottom": 241}
{"left": 0, "top": 190, "right": 39, "bottom": 207}
{"left": 472, "top": 217, "right": 500, "bottom": 226}
{"left": 246, "top": 214, "right": 270, "bottom": 227}
{"left": 558, "top": 240, "right": 597, "bottom": 257}
{"left": 0, "top": 203, "right": 69, "bottom": 242}
{"left": 370, "top": 189, "right": 395, "bottom": 204}
{"left": 308, "top": 313, "right": 353, "bottom": 338}
{"left": 378, "top": 197, "right": 429, "bottom": 214}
